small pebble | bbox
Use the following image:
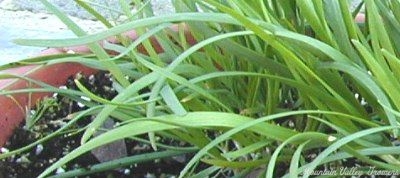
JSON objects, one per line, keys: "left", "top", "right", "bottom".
{"left": 80, "top": 96, "right": 91, "bottom": 101}
{"left": 56, "top": 167, "right": 66, "bottom": 174}
{"left": 30, "top": 109, "right": 36, "bottom": 115}
{"left": 123, "top": 169, "right": 131, "bottom": 175}
{"left": 88, "top": 78, "right": 95, "bottom": 86}
{"left": 1, "top": 147, "right": 9, "bottom": 153}
{"left": 35, "top": 144, "right": 44, "bottom": 155}
{"left": 328, "top": 135, "right": 337, "bottom": 142}
{"left": 77, "top": 102, "right": 85, "bottom": 108}
{"left": 66, "top": 50, "right": 76, "bottom": 54}
{"left": 360, "top": 98, "right": 367, "bottom": 105}
{"left": 144, "top": 173, "right": 156, "bottom": 178}
{"left": 172, "top": 155, "right": 186, "bottom": 163}
{"left": 309, "top": 154, "right": 317, "bottom": 159}
{"left": 288, "top": 121, "right": 295, "bottom": 128}
{"left": 16, "top": 156, "right": 30, "bottom": 163}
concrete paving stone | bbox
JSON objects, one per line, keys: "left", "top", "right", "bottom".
{"left": 0, "top": 0, "right": 132, "bottom": 19}
{"left": 0, "top": 0, "right": 175, "bottom": 64}
{"left": 0, "top": 0, "right": 175, "bottom": 19}
{"left": 151, "top": 0, "right": 173, "bottom": 16}
{"left": 0, "top": 0, "right": 363, "bottom": 66}
{"left": 350, "top": 0, "right": 364, "bottom": 12}
{"left": 0, "top": 9, "right": 106, "bottom": 65}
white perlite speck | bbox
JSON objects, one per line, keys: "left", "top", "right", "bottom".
{"left": 35, "top": 144, "right": 44, "bottom": 155}
{"left": 0, "top": 147, "right": 9, "bottom": 153}
{"left": 328, "top": 135, "right": 337, "bottom": 142}
{"left": 56, "top": 167, "right": 66, "bottom": 174}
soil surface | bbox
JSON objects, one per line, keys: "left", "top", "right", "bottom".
{"left": 0, "top": 71, "right": 186, "bottom": 178}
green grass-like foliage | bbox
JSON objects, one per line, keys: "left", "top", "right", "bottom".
{"left": 3, "top": 0, "right": 400, "bottom": 177}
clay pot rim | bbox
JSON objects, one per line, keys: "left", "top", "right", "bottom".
{"left": 0, "top": 61, "right": 98, "bottom": 147}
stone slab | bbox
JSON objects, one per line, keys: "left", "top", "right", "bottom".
{"left": 0, "top": 9, "right": 105, "bottom": 64}
{"left": 0, "top": 0, "right": 131, "bottom": 19}
{"left": 0, "top": 0, "right": 174, "bottom": 19}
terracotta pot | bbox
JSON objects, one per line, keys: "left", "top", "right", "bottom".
{"left": 0, "top": 62, "right": 97, "bottom": 146}
{"left": 0, "top": 24, "right": 199, "bottom": 147}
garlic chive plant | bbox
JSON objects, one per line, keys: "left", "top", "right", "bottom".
{"left": 4, "top": 0, "right": 400, "bottom": 177}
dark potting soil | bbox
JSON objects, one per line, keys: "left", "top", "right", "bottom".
{"left": 0, "top": 71, "right": 186, "bottom": 178}
{"left": 0, "top": 70, "right": 377, "bottom": 177}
